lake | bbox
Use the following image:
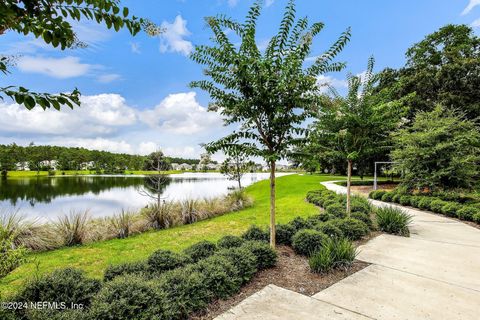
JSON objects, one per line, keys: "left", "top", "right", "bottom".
{"left": 0, "top": 172, "right": 290, "bottom": 220}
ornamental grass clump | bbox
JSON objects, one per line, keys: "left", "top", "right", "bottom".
{"left": 142, "top": 201, "right": 175, "bottom": 230}
{"left": 309, "top": 237, "right": 357, "bottom": 274}
{"left": 376, "top": 206, "right": 412, "bottom": 236}
{"left": 109, "top": 210, "right": 135, "bottom": 239}
{"left": 54, "top": 210, "right": 90, "bottom": 246}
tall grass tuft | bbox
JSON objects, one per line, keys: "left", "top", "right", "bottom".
{"left": 181, "top": 199, "right": 199, "bottom": 225}
{"left": 309, "top": 237, "right": 358, "bottom": 274}
{"left": 54, "top": 210, "right": 90, "bottom": 246}
{"left": 226, "top": 190, "right": 253, "bottom": 211}
{"left": 110, "top": 210, "right": 134, "bottom": 239}
{"left": 142, "top": 202, "right": 175, "bottom": 230}
{"left": 375, "top": 206, "right": 413, "bottom": 237}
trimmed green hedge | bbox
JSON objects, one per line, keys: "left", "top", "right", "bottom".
{"left": 369, "top": 191, "right": 480, "bottom": 224}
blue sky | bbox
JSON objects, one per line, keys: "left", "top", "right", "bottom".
{"left": 0, "top": 0, "right": 479, "bottom": 160}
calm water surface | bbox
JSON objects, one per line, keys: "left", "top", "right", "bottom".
{"left": 0, "top": 172, "right": 290, "bottom": 220}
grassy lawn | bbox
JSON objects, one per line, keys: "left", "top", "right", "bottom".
{"left": 0, "top": 174, "right": 343, "bottom": 297}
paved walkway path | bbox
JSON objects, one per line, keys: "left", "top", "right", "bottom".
{"left": 216, "top": 182, "right": 480, "bottom": 320}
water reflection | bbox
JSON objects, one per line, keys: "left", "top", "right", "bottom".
{"left": 0, "top": 173, "right": 290, "bottom": 219}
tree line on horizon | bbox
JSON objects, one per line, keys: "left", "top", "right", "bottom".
{"left": 0, "top": 144, "right": 200, "bottom": 174}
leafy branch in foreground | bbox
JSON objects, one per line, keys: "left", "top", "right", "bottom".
{"left": 190, "top": 0, "right": 350, "bottom": 247}
{"left": 0, "top": 0, "right": 163, "bottom": 110}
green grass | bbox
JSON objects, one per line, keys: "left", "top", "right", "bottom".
{"left": 0, "top": 174, "right": 343, "bottom": 297}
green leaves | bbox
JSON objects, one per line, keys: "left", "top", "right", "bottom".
{"left": 1, "top": 87, "right": 81, "bottom": 110}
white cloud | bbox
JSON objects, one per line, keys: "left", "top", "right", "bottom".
{"left": 17, "top": 56, "right": 93, "bottom": 79}
{"left": 138, "top": 142, "right": 159, "bottom": 155}
{"left": 228, "top": 0, "right": 239, "bottom": 7}
{"left": 462, "top": 0, "right": 480, "bottom": 15}
{"left": 265, "top": 0, "right": 275, "bottom": 7}
{"left": 50, "top": 138, "right": 135, "bottom": 154}
{"left": 472, "top": 18, "right": 480, "bottom": 28}
{"left": 97, "top": 73, "right": 122, "bottom": 83}
{"left": 0, "top": 94, "right": 136, "bottom": 136}
{"left": 130, "top": 42, "right": 141, "bottom": 54}
{"left": 317, "top": 75, "right": 348, "bottom": 93}
{"left": 163, "top": 146, "right": 197, "bottom": 158}
{"left": 140, "top": 92, "right": 221, "bottom": 134}
{"left": 159, "top": 15, "right": 193, "bottom": 56}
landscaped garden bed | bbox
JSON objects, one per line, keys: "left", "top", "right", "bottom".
{"left": 369, "top": 190, "right": 480, "bottom": 227}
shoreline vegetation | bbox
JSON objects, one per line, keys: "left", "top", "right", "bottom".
{"left": 0, "top": 174, "right": 344, "bottom": 297}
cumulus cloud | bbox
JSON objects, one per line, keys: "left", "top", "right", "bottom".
{"left": 265, "top": 0, "right": 275, "bottom": 7}
{"left": 228, "top": 0, "right": 239, "bottom": 7}
{"left": 317, "top": 75, "right": 348, "bottom": 93}
{"left": 139, "top": 92, "right": 221, "bottom": 134}
{"left": 159, "top": 15, "right": 193, "bottom": 56}
{"left": 49, "top": 138, "right": 135, "bottom": 154}
{"left": 0, "top": 94, "right": 136, "bottom": 136}
{"left": 130, "top": 42, "right": 141, "bottom": 54}
{"left": 16, "top": 56, "right": 93, "bottom": 79}
{"left": 462, "top": 0, "right": 480, "bottom": 15}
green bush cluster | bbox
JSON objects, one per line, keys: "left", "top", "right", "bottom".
{"left": 217, "top": 235, "right": 244, "bottom": 249}
{"left": 376, "top": 206, "right": 412, "bottom": 237}
{"left": 292, "top": 229, "right": 329, "bottom": 256}
{"left": 309, "top": 237, "right": 357, "bottom": 274}
{"left": 241, "top": 225, "right": 269, "bottom": 242}
{"left": 183, "top": 241, "right": 217, "bottom": 262}
{"left": 370, "top": 190, "right": 480, "bottom": 224}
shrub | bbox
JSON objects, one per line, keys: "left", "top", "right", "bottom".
{"left": 217, "top": 247, "right": 257, "bottom": 284}
{"left": 351, "top": 212, "right": 373, "bottom": 230}
{"left": 441, "top": 202, "right": 461, "bottom": 217}
{"left": 158, "top": 267, "right": 211, "bottom": 320}
{"left": 104, "top": 261, "right": 148, "bottom": 281}
{"left": 473, "top": 212, "right": 480, "bottom": 224}
{"left": 309, "top": 238, "right": 357, "bottom": 273}
{"left": 217, "top": 235, "right": 244, "bottom": 249}
{"left": 90, "top": 275, "right": 162, "bottom": 320}
{"left": 399, "top": 195, "right": 411, "bottom": 206}
{"left": 306, "top": 214, "right": 326, "bottom": 225}
{"left": 337, "top": 218, "right": 369, "bottom": 240}
{"left": 381, "top": 192, "right": 394, "bottom": 202}
{"left": 183, "top": 241, "right": 217, "bottom": 263}
{"left": 323, "top": 199, "right": 339, "bottom": 208}
{"left": 142, "top": 202, "right": 174, "bottom": 230}
{"left": 17, "top": 268, "right": 101, "bottom": 308}
{"left": 147, "top": 249, "right": 191, "bottom": 273}
{"left": 0, "top": 235, "right": 28, "bottom": 278}
{"left": 428, "top": 199, "right": 449, "bottom": 213}
{"left": 241, "top": 241, "right": 277, "bottom": 270}
{"left": 417, "top": 197, "right": 435, "bottom": 210}
{"left": 457, "top": 206, "right": 480, "bottom": 221}
{"left": 191, "top": 255, "right": 240, "bottom": 299}
{"left": 275, "top": 224, "right": 296, "bottom": 245}
{"left": 376, "top": 206, "right": 412, "bottom": 236}
{"left": 391, "top": 193, "right": 402, "bottom": 203}
{"left": 325, "top": 204, "right": 346, "bottom": 219}
{"left": 408, "top": 196, "right": 422, "bottom": 207}
{"left": 349, "top": 196, "right": 372, "bottom": 215}
{"left": 291, "top": 229, "right": 328, "bottom": 256}
{"left": 369, "top": 190, "right": 386, "bottom": 200}
{"left": 314, "top": 221, "right": 344, "bottom": 239}
{"left": 241, "top": 225, "right": 269, "bottom": 242}
{"left": 287, "top": 217, "right": 313, "bottom": 232}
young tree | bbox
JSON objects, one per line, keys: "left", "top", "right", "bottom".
{"left": 220, "top": 149, "right": 252, "bottom": 189}
{"left": 0, "top": 0, "right": 161, "bottom": 110}
{"left": 198, "top": 153, "right": 212, "bottom": 172}
{"left": 392, "top": 106, "right": 480, "bottom": 192}
{"left": 190, "top": 0, "right": 350, "bottom": 247}
{"left": 310, "top": 57, "right": 406, "bottom": 213}
{"left": 140, "top": 150, "right": 171, "bottom": 208}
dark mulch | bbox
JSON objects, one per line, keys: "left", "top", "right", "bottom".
{"left": 190, "top": 245, "right": 370, "bottom": 320}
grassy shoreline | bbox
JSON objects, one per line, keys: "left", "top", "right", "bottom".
{"left": 0, "top": 174, "right": 345, "bottom": 297}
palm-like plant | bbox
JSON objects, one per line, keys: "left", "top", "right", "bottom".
{"left": 190, "top": 0, "right": 350, "bottom": 247}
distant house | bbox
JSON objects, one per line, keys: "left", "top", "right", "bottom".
{"left": 39, "top": 160, "right": 58, "bottom": 170}
{"left": 179, "top": 163, "right": 193, "bottom": 170}
{"left": 206, "top": 163, "right": 220, "bottom": 170}
{"left": 80, "top": 161, "right": 95, "bottom": 170}
{"left": 15, "top": 162, "right": 30, "bottom": 171}
{"left": 170, "top": 163, "right": 180, "bottom": 170}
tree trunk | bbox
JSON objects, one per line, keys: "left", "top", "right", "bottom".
{"left": 346, "top": 160, "right": 352, "bottom": 216}
{"left": 269, "top": 160, "right": 276, "bottom": 248}
{"left": 238, "top": 177, "right": 242, "bottom": 189}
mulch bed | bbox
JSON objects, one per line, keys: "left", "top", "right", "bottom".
{"left": 190, "top": 245, "right": 371, "bottom": 320}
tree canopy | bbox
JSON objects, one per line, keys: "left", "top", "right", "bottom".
{"left": 190, "top": 0, "right": 350, "bottom": 246}
{"left": 392, "top": 106, "right": 480, "bottom": 192}
{"left": 375, "top": 24, "right": 480, "bottom": 121}
{"left": 0, "top": 0, "right": 161, "bottom": 110}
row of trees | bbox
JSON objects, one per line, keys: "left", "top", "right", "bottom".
{"left": 191, "top": 0, "right": 480, "bottom": 247}
{"left": 0, "top": 144, "right": 199, "bottom": 175}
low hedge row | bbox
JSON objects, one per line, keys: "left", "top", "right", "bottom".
{"left": 3, "top": 233, "right": 277, "bottom": 320}
{"left": 335, "top": 180, "right": 399, "bottom": 187}
{"left": 369, "top": 190, "right": 480, "bottom": 224}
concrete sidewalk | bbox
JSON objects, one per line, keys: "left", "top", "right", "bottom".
{"left": 216, "top": 182, "right": 480, "bottom": 320}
